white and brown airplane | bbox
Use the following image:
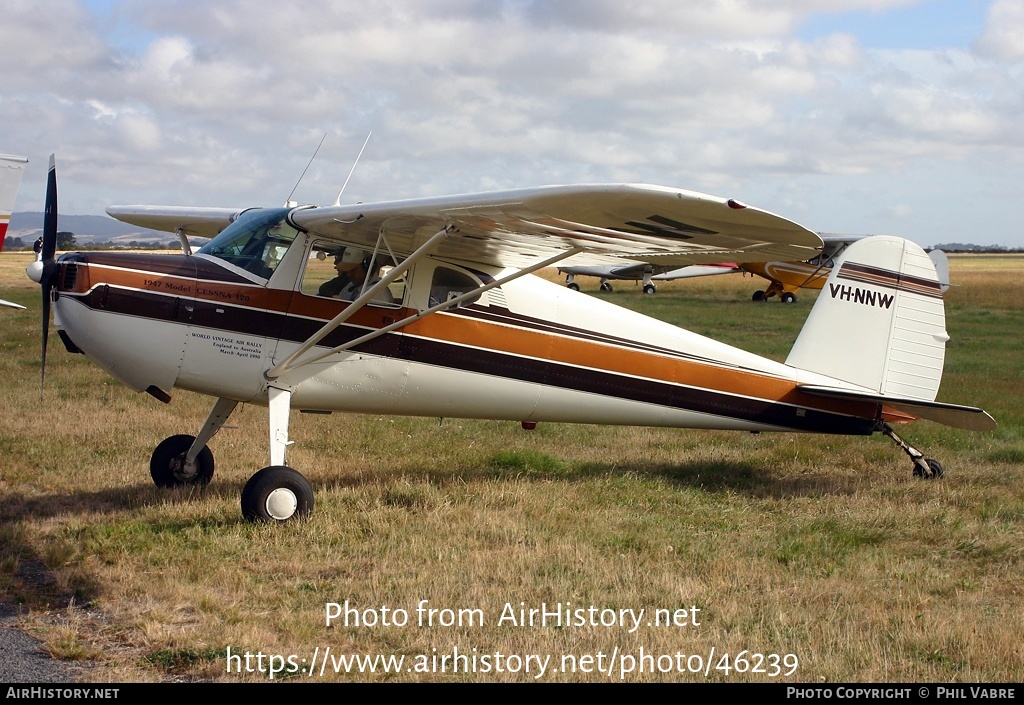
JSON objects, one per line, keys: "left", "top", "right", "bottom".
{"left": 1, "top": 153, "right": 29, "bottom": 310}
{"left": 27, "top": 156, "right": 994, "bottom": 523}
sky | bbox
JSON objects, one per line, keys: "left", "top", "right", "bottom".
{"left": 2, "top": 0, "right": 1023, "bottom": 247}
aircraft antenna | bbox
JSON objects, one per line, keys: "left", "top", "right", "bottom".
{"left": 285, "top": 133, "right": 327, "bottom": 206}
{"left": 334, "top": 132, "right": 372, "bottom": 206}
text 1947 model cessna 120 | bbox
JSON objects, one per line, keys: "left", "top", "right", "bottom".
{"left": 28, "top": 156, "right": 994, "bottom": 523}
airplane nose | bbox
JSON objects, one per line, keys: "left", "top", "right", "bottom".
{"left": 26, "top": 260, "right": 43, "bottom": 283}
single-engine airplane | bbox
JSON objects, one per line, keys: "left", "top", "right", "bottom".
{"left": 27, "top": 155, "right": 995, "bottom": 523}
{"left": 559, "top": 261, "right": 740, "bottom": 294}
{"left": 1, "top": 153, "right": 28, "bottom": 310}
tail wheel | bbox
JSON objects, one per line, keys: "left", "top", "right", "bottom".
{"left": 241, "top": 466, "right": 314, "bottom": 523}
{"left": 150, "top": 434, "right": 214, "bottom": 487}
{"left": 912, "top": 458, "right": 944, "bottom": 479}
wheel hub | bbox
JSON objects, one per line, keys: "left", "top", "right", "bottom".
{"left": 265, "top": 487, "right": 298, "bottom": 520}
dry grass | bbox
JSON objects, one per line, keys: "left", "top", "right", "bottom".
{"left": 1, "top": 251, "right": 1022, "bottom": 682}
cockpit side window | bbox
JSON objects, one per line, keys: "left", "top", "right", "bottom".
{"left": 300, "top": 241, "right": 404, "bottom": 307}
{"left": 197, "top": 208, "right": 299, "bottom": 279}
{"left": 429, "top": 266, "right": 481, "bottom": 307}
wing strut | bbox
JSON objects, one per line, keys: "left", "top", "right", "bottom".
{"left": 176, "top": 227, "right": 193, "bottom": 256}
{"left": 265, "top": 225, "right": 455, "bottom": 381}
{"left": 268, "top": 245, "right": 584, "bottom": 379}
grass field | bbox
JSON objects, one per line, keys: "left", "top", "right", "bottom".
{"left": 0, "top": 250, "right": 1021, "bottom": 682}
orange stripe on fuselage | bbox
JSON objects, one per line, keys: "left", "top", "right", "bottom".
{"left": 403, "top": 310, "right": 876, "bottom": 419}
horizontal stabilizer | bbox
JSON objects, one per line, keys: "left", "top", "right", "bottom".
{"left": 797, "top": 385, "right": 996, "bottom": 431}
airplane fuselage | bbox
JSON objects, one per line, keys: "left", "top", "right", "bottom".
{"left": 51, "top": 241, "right": 878, "bottom": 437}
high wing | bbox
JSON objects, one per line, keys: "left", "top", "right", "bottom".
{"left": 293, "top": 184, "right": 823, "bottom": 269}
{"left": 109, "top": 184, "right": 823, "bottom": 268}
{"left": 105, "top": 205, "right": 247, "bottom": 240}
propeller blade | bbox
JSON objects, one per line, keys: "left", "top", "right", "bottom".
{"left": 39, "top": 154, "right": 58, "bottom": 397}
{"left": 42, "top": 154, "right": 57, "bottom": 262}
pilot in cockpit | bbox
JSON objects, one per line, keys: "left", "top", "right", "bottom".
{"left": 318, "top": 248, "right": 393, "bottom": 303}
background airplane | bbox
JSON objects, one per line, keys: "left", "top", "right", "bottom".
{"left": 28, "top": 160, "right": 993, "bottom": 523}
{"left": 1, "top": 153, "right": 29, "bottom": 310}
{"left": 559, "top": 262, "right": 740, "bottom": 294}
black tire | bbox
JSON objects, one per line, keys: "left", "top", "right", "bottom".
{"left": 925, "top": 458, "right": 944, "bottom": 479}
{"left": 241, "top": 466, "right": 314, "bottom": 523}
{"left": 567, "top": 283, "right": 580, "bottom": 291}
{"left": 643, "top": 284, "right": 656, "bottom": 295}
{"left": 600, "top": 282, "right": 613, "bottom": 292}
{"left": 781, "top": 292, "right": 797, "bottom": 304}
{"left": 752, "top": 290, "right": 766, "bottom": 301}
{"left": 150, "top": 434, "right": 214, "bottom": 488}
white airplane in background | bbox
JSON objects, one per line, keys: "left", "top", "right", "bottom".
{"left": 27, "top": 155, "right": 994, "bottom": 523}
{"left": 560, "top": 261, "right": 740, "bottom": 294}
{"left": 1, "top": 153, "right": 28, "bottom": 310}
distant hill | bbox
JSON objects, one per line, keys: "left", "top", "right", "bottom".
{"left": 6, "top": 212, "right": 173, "bottom": 246}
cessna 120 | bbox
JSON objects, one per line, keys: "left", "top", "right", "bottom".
{"left": 27, "top": 155, "right": 994, "bottom": 523}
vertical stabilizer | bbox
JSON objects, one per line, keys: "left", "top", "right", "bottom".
{"left": 786, "top": 236, "right": 947, "bottom": 402}
{"left": 0, "top": 154, "right": 29, "bottom": 253}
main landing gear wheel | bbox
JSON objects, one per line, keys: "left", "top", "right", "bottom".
{"left": 567, "top": 282, "right": 580, "bottom": 291}
{"left": 600, "top": 282, "right": 613, "bottom": 292}
{"left": 780, "top": 292, "right": 797, "bottom": 304}
{"left": 150, "top": 434, "right": 214, "bottom": 487}
{"left": 643, "top": 284, "right": 656, "bottom": 295}
{"left": 241, "top": 466, "right": 314, "bottom": 523}
{"left": 752, "top": 290, "right": 766, "bottom": 301}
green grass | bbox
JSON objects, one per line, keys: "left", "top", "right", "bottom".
{"left": 1, "top": 252, "right": 1022, "bottom": 682}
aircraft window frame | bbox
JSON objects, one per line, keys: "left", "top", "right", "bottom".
{"left": 300, "top": 240, "right": 405, "bottom": 308}
{"left": 197, "top": 208, "right": 300, "bottom": 280}
{"left": 428, "top": 264, "right": 483, "bottom": 308}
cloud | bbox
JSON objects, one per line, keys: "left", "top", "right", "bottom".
{"left": 2, "top": 0, "right": 1023, "bottom": 246}
{"left": 973, "top": 0, "right": 1024, "bottom": 60}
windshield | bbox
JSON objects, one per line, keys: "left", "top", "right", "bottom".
{"left": 197, "top": 208, "right": 300, "bottom": 279}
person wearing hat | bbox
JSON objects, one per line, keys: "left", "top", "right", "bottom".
{"left": 318, "top": 248, "right": 392, "bottom": 303}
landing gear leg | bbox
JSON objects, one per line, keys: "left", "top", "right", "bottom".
{"left": 149, "top": 397, "right": 237, "bottom": 487}
{"left": 241, "top": 384, "right": 314, "bottom": 522}
{"left": 642, "top": 269, "right": 656, "bottom": 295}
{"left": 565, "top": 273, "right": 579, "bottom": 291}
{"left": 879, "top": 423, "right": 943, "bottom": 479}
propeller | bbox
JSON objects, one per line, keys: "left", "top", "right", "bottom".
{"left": 26, "top": 155, "right": 59, "bottom": 396}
